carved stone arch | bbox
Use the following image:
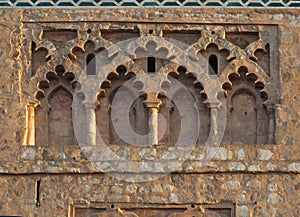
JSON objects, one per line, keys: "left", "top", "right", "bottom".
{"left": 126, "top": 36, "right": 182, "bottom": 59}
{"left": 93, "top": 62, "right": 144, "bottom": 102}
{"left": 23, "top": 63, "right": 76, "bottom": 146}
{"left": 189, "top": 26, "right": 247, "bottom": 61}
{"left": 158, "top": 61, "right": 221, "bottom": 107}
{"left": 34, "top": 62, "right": 78, "bottom": 103}
{"left": 96, "top": 63, "right": 148, "bottom": 145}
{"left": 75, "top": 36, "right": 223, "bottom": 147}
{"left": 79, "top": 36, "right": 183, "bottom": 106}
{"left": 70, "top": 40, "right": 98, "bottom": 58}
{"left": 219, "top": 60, "right": 272, "bottom": 105}
{"left": 196, "top": 43, "right": 231, "bottom": 76}
{"left": 69, "top": 33, "right": 118, "bottom": 65}
{"left": 35, "top": 64, "right": 75, "bottom": 145}
{"left": 125, "top": 36, "right": 188, "bottom": 74}
{"left": 75, "top": 27, "right": 116, "bottom": 55}
{"left": 75, "top": 55, "right": 147, "bottom": 146}
{"left": 158, "top": 63, "right": 210, "bottom": 144}
{"left": 223, "top": 72, "right": 271, "bottom": 144}
{"left": 70, "top": 40, "right": 107, "bottom": 76}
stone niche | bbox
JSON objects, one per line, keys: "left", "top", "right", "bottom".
{"left": 22, "top": 23, "right": 279, "bottom": 147}
{"left": 70, "top": 202, "right": 236, "bottom": 217}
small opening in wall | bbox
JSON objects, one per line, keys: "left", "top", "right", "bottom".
{"left": 35, "top": 180, "right": 41, "bottom": 208}
{"left": 147, "top": 56, "right": 156, "bottom": 74}
{"left": 46, "top": 56, "right": 51, "bottom": 62}
{"left": 111, "top": 204, "right": 115, "bottom": 209}
{"left": 208, "top": 54, "right": 218, "bottom": 75}
{"left": 191, "top": 204, "right": 195, "bottom": 208}
{"left": 31, "top": 41, "right": 36, "bottom": 53}
{"left": 86, "top": 53, "right": 96, "bottom": 75}
{"left": 149, "top": 29, "right": 154, "bottom": 34}
{"left": 87, "top": 29, "right": 92, "bottom": 34}
{"left": 211, "top": 31, "right": 216, "bottom": 35}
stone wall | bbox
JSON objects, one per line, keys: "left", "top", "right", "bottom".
{"left": 0, "top": 8, "right": 299, "bottom": 217}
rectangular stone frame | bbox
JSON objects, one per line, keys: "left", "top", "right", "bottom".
{"left": 69, "top": 201, "right": 236, "bottom": 217}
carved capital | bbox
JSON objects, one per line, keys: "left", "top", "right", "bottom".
{"left": 143, "top": 92, "right": 162, "bottom": 109}
{"left": 207, "top": 101, "right": 220, "bottom": 109}
{"left": 82, "top": 98, "right": 97, "bottom": 110}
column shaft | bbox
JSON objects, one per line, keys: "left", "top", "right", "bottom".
{"left": 149, "top": 107, "right": 158, "bottom": 145}
{"left": 86, "top": 107, "right": 96, "bottom": 146}
{"left": 24, "top": 104, "right": 35, "bottom": 146}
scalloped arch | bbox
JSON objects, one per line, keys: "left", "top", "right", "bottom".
{"left": 34, "top": 58, "right": 80, "bottom": 102}
{"left": 219, "top": 59, "right": 272, "bottom": 104}
{"left": 189, "top": 32, "right": 247, "bottom": 61}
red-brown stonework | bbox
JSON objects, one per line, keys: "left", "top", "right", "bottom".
{"left": 0, "top": 8, "right": 299, "bottom": 217}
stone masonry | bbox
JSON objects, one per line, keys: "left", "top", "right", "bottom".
{"left": 0, "top": 7, "right": 299, "bottom": 217}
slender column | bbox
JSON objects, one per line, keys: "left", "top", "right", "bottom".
{"left": 143, "top": 93, "right": 162, "bottom": 146}
{"left": 85, "top": 103, "right": 96, "bottom": 146}
{"left": 208, "top": 102, "right": 220, "bottom": 146}
{"left": 211, "top": 108, "right": 218, "bottom": 138}
{"left": 23, "top": 103, "right": 35, "bottom": 146}
{"left": 268, "top": 105, "right": 275, "bottom": 144}
{"left": 149, "top": 107, "right": 159, "bottom": 145}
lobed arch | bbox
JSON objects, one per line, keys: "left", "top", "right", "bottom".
{"left": 97, "top": 62, "right": 146, "bottom": 98}
{"left": 34, "top": 62, "right": 79, "bottom": 103}
{"left": 189, "top": 27, "right": 247, "bottom": 62}
{"left": 219, "top": 60, "right": 272, "bottom": 105}
{"left": 158, "top": 61, "right": 222, "bottom": 106}
{"left": 68, "top": 33, "right": 119, "bottom": 65}
{"left": 33, "top": 65, "right": 76, "bottom": 146}
{"left": 99, "top": 81, "right": 146, "bottom": 145}
{"left": 221, "top": 65, "right": 274, "bottom": 144}
{"left": 195, "top": 42, "right": 231, "bottom": 76}
{"left": 125, "top": 36, "right": 189, "bottom": 65}
{"left": 80, "top": 35, "right": 202, "bottom": 102}
{"left": 96, "top": 63, "right": 143, "bottom": 105}
{"left": 225, "top": 88, "right": 269, "bottom": 145}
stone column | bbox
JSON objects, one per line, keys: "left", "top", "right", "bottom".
{"left": 143, "top": 93, "right": 162, "bottom": 146}
{"left": 208, "top": 102, "right": 220, "bottom": 146}
{"left": 23, "top": 103, "right": 35, "bottom": 146}
{"left": 211, "top": 105, "right": 218, "bottom": 140}
{"left": 149, "top": 107, "right": 159, "bottom": 145}
{"left": 268, "top": 105, "right": 275, "bottom": 144}
{"left": 84, "top": 103, "right": 96, "bottom": 146}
